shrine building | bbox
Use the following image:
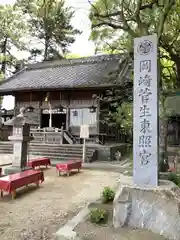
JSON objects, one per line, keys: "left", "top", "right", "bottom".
{"left": 0, "top": 54, "right": 129, "bottom": 145}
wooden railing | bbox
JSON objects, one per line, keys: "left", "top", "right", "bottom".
{"left": 31, "top": 127, "right": 80, "bottom": 144}
{"left": 31, "top": 128, "right": 64, "bottom": 144}
{"left": 0, "top": 125, "right": 128, "bottom": 145}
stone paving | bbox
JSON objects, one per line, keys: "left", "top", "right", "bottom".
{"left": 0, "top": 154, "right": 131, "bottom": 174}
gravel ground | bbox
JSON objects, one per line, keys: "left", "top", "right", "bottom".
{"left": 76, "top": 222, "right": 166, "bottom": 240}
{"left": 75, "top": 208, "right": 166, "bottom": 240}
{"left": 0, "top": 168, "right": 119, "bottom": 240}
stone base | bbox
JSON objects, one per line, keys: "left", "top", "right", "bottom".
{"left": 113, "top": 175, "right": 180, "bottom": 240}
{"left": 3, "top": 166, "right": 32, "bottom": 175}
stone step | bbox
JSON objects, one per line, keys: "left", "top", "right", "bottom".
{"left": 0, "top": 142, "right": 12, "bottom": 144}
{"left": 0, "top": 143, "right": 95, "bottom": 150}
{"left": 0, "top": 148, "right": 92, "bottom": 154}
{"left": 29, "top": 151, "right": 94, "bottom": 156}
{"left": 0, "top": 148, "right": 93, "bottom": 155}
{"left": 0, "top": 142, "right": 96, "bottom": 162}
{"left": 0, "top": 146, "right": 94, "bottom": 151}
{"left": 0, "top": 149, "right": 12, "bottom": 152}
{"left": 0, "top": 148, "right": 94, "bottom": 155}
{"left": 0, "top": 150, "right": 13, "bottom": 153}
{"left": 29, "top": 147, "right": 94, "bottom": 152}
{"left": 0, "top": 145, "right": 13, "bottom": 149}
{"left": 0, "top": 143, "right": 95, "bottom": 152}
{"left": 32, "top": 156, "right": 83, "bottom": 161}
{"left": 0, "top": 145, "right": 94, "bottom": 150}
{"left": 30, "top": 146, "right": 96, "bottom": 151}
{"left": 28, "top": 151, "right": 92, "bottom": 158}
{"left": 0, "top": 141, "right": 95, "bottom": 146}
{"left": 0, "top": 153, "right": 93, "bottom": 162}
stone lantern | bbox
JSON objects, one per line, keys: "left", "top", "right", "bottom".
{"left": 4, "top": 107, "right": 38, "bottom": 175}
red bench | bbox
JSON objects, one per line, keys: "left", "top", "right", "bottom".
{"left": 27, "top": 157, "right": 51, "bottom": 169}
{"left": 0, "top": 170, "right": 44, "bottom": 199}
{"left": 56, "top": 160, "right": 82, "bottom": 176}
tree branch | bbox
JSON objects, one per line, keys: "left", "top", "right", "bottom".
{"left": 91, "top": 0, "right": 136, "bottom": 37}
{"left": 135, "top": 0, "right": 142, "bottom": 23}
{"left": 140, "top": 0, "right": 158, "bottom": 10}
{"left": 157, "top": 0, "right": 175, "bottom": 40}
{"left": 92, "top": 21, "right": 124, "bottom": 29}
{"left": 120, "top": 0, "right": 136, "bottom": 37}
{"left": 94, "top": 11, "right": 122, "bottom": 18}
{"left": 134, "top": 0, "right": 149, "bottom": 35}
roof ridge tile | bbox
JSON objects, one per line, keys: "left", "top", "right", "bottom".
{"left": 27, "top": 54, "right": 122, "bottom": 70}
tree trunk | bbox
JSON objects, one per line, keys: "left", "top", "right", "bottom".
{"left": 168, "top": 53, "right": 180, "bottom": 88}
{"left": 159, "top": 119, "right": 169, "bottom": 172}
{"left": 1, "top": 37, "right": 7, "bottom": 75}
{"left": 176, "top": 61, "right": 180, "bottom": 88}
{"left": 44, "top": 36, "right": 49, "bottom": 61}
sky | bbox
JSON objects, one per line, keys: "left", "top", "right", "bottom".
{"left": 1, "top": 0, "right": 95, "bottom": 109}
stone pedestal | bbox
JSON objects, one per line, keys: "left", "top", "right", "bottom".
{"left": 113, "top": 175, "right": 180, "bottom": 240}
{"left": 4, "top": 135, "right": 33, "bottom": 175}
{"left": 3, "top": 107, "right": 38, "bottom": 175}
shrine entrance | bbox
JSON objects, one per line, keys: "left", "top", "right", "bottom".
{"left": 41, "top": 108, "right": 66, "bottom": 129}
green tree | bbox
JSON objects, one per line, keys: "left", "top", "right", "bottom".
{"left": 0, "top": 4, "right": 28, "bottom": 75}
{"left": 89, "top": 0, "right": 178, "bottom": 87}
{"left": 111, "top": 101, "right": 133, "bottom": 139}
{"left": 16, "top": 0, "right": 81, "bottom": 61}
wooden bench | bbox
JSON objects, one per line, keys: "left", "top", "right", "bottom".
{"left": 27, "top": 157, "right": 51, "bottom": 169}
{"left": 0, "top": 170, "right": 44, "bottom": 199}
{"left": 56, "top": 160, "right": 82, "bottom": 176}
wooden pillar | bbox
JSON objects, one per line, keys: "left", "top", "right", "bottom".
{"left": 96, "top": 99, "right": 100, "bottom": 142}
{"left": 66, "top": 107, "right": 70, "bottom": 131}
{"left": 60, "top": 126, "right": 63, "bottom": 144}
{"left": 66, "top": 93, "right": 71, "bottom": 131}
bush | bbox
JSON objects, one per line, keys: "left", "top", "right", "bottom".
{"left": 89, "top": 208, "right": 108, "bottom": 224}
{"left": 168, "top": 173, "right": 180, "bottom": 187}
{"left": 102, "top": 187, "right": 115, "bottom": 203}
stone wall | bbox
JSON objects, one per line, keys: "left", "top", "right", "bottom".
{"left": 96, "top": 144, "right": 131, "bottom": 161}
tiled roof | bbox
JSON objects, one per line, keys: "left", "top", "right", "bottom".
{"left": 0, "top": 54, "right": 122, "bottom": 93}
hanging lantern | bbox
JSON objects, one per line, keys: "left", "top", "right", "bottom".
{"left": 26, "top": 106, "right": 34, "bottom": 112}
{"left": 45, "top": 92, "right": 50, "bottom": 102}
{"left": 89, "top": 105, "right": 96, "bottom": 113}
{"left": 89, "top": 93, "right": 97, "bottom": 113}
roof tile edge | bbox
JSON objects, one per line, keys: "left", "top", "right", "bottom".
{"left": 0, "top": 67, "right": 27, "bottom": 86}
{"left": 27, "top": 53, "right": 122, "bottom": 70}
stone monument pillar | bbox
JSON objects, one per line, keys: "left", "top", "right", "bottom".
{"left": 113, "top": 34, "right": 180, "bottom": 239}
{"left": 4, "top": 107, "right": 38, "bottom": 175}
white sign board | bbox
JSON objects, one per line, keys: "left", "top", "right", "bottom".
{"left": 80, "top": 125, "right": 89, "bottom": 139}
{"left": 43, "top": 109, "right": 67, "bottom": 114}
{"left": 133, "top": 35, "right": 158, "bottom": 186}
